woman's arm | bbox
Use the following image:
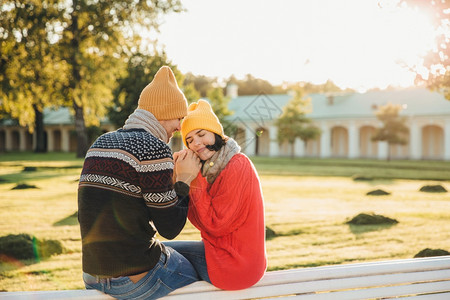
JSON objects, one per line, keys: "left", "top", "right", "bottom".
{"left": 189, "top": 155, "right": 261, "bottom": 237}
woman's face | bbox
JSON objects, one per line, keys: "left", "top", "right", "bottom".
{"left": 185, "top": 129, "right": 216, "bottom": 161}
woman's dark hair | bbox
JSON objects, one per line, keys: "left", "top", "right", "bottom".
{"left": 205, "top": 133, "right": 226, "bottom": 151}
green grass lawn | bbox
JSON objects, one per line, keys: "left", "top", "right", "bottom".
{"left": 1, "top": 153, "right": 450, "bottom": 291}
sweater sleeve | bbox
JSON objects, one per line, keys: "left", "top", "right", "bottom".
{"left": 137, "top": 141, "right": 190, "bottom": 240}
{"left": 148, "top": 182, "right": 190, "bottom": 240}
{"left": 189, "top": 155, "right": 257, "bottom": 237}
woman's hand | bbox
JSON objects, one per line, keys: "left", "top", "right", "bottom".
{"left": 175, "top": 149, "right": 201, "bottom": 186}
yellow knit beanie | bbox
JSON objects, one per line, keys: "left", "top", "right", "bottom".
{"left": 181, "top": 99, "right": 225, "bottom": 148}
{"left": 137, "top": 66, "right": 188, "bottom": 120}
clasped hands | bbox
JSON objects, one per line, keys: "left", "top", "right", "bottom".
{"left": 173, "top": 149, "right": 201, "bottom": 186}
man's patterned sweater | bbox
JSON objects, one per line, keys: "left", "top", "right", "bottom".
{"left": 78, "top": 128, "right": 189, "bottom": 277}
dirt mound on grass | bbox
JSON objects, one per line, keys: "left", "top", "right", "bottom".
{"left": 346, "top": 213, "right": 398, "bottom": 225}
{"left": 414, "top": 248, "right": 450, "bottom": 258}
{"left": 11, "top": 183, "right": 38, "bottom": 190}
{"left": 419, "top": 185, "right": 447, "bottom": 193}
{"left": 366, "top": 189, "right": 390, "bottom": 196}
{"left": 0, "top": 234, "right": 64, "bottom": 262}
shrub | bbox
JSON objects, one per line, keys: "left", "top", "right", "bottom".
{"left": 366, "top": 189, "right": 390, "bottom": 196}
{"left": 346, "top": 213, "right": 398, "bottom": 225}
{"left": 414, "top": 248, "right": 450, "bottom": 258}
{"left": 419, "top": 185, "right": 447, "bottom": 193}
{"left": 0, "top": 234, "right": 64, "bottom": 262}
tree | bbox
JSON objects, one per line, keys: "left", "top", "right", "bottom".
{"left": 0, "top": 1, "right": 67, "bottom": 152}
{"left": 399, "top": 0, "right": 450, "bottom": 99}
{"left": 183, "top": 73, "right": 218, "bottom": 98}
{"left": 1, "top": 0, "right": 183, "bottom": 157}
{"left": 182, "top": 83, "right": 201, "bottom": 104}
{"left": 227, "top": 74, "right": 274, "bottom": 96}
{"left": 372, "top": 103, "right": 409, "bottom": 161}
{"left": 58, "top": 0, "right": 184, "bottom": 157}
{"left": 275, "top": 90, "right": 321, "bottom": 159}
{"left": 206, "top": 87, "right": 235, "bottom": 136}
{"left": 108, "top": 52, "right": 182, "bottom": 128}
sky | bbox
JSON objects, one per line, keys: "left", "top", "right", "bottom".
{"left": 154, "top": 0, "right": 436, "bottom": 92}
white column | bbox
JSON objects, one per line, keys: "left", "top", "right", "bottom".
{"left": 47, "top": 129, "right": 54, "bottom": 152}
{"left": 61, "top": 128, "right": 70, "bottom": 152}
{"left": 295, "top": 138, "right": 304, "bottom": 157}
{"left": 244, "top": 126, "right": 256, "bottom": 156}
{"left": 5, "top": 128, "right": 13, "bottom": 151}
{"left": 320, "top": 123, "right": 330, "bottom": 158}
{"left": 409, "top": 122, "right": 421, "bottom": 160}
{"left": 19, "top": 129, "right": 27, "bottom": 151}
{"left": 269, "top": 125, "right": 279, "bottom": 157}
{"left": 348, "top": 122, "right": 359, "bottom": 159}
{"left": 445, "top": 119, "right": 450, "bottom": 160}
{"left": 377, "top": 141, "right": 388, "bottom": 160}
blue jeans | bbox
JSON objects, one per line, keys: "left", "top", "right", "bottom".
{"left": 163, "top": 240, "right": 211, "bottom": 283}
{"left": 83, "top": 246, "right": 199, "bottom": 299}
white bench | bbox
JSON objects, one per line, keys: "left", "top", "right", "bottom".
{"left": 2, "top": 256, "right": 450, "bottom": 299}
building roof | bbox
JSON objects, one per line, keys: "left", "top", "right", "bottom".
{"left": 227, "top": 88, "right": 450, "bottom": 123}
{"left": 43, "top": 107, "right": 74, "bottom": 124}
{"left": 2, "top": 88, "right": 449, "bottom": 128}
{"left": 308, "top": 88, "right": 450, "bottom": 119}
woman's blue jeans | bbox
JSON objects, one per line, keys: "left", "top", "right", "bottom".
{"left": 83, "top": 246, "right": 199, "bottom": 299}
{"left": 162, "top": 240, "right": 211, "bottom": 283}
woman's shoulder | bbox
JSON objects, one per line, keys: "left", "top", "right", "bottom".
{"left": 226, "top": 153, "right": 255, "bottom": 173}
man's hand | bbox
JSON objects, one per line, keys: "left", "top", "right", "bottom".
{"left": 175, "top": 149, "right": 201, "bottom": 186}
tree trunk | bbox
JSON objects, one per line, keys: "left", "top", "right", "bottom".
{"left": 70, "top": 0, "right": 88, "bottom": 158}
{"left": 33, "top": 105, "right": 46, "bottom": 153}
{"left": 73, "top": 101, "right": 88, "bottom": 157}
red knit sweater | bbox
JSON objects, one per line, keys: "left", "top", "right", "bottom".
{"left": 188, "top": 153, "right": 267, "bottom": 290}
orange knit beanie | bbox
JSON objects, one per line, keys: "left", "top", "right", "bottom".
{"left": 181, "top": 99, "right": 225, "bottom": 148}
{"left": 137, "top": 66, "right": 188, "bottom": 120}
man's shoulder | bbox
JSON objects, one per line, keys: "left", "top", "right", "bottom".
{"left": 91, "top": 129, "right": 172, "bottom": 161}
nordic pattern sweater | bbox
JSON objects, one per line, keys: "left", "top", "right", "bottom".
{"left": 188, "top": 153, "right": 267, "bottom": 290}
{"left": 78, "top": 128, "right": 189, "bottom": 277}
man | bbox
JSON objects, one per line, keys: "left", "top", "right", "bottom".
{"left": 78, "top": 66, "right": 201, "bottom": 299}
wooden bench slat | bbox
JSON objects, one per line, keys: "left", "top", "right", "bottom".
{"left": 164, "top": 257, "right": 450, "bottom": 299}
{"left": 251, "top": 256, "right": 450, "bottom": 286}
{"left": 163, "top": 270, "right": 450, "bottom": 300}
{"left": 401, "top": 292, "right": 450, "bottom": 299}
{"left": 286, "top": 280, "right": 450, "bottom": 300}
{"left": 0, "top": 289, "right": 111, "bottom": 300}
{"left": 1, "top": 256, "right": 449, "bottom": 300}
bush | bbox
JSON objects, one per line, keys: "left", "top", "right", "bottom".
{"left": 414, "top": 248, "right": 450, "bottom": 258}
{"left": 366, "top": 189, "right": 390, "bottom": 196}
{"left": 346, "top": 213, "right": 398, "bottom": 225}
{"left": 419, "top": 185, "right": 447, "bottom": 193}
{"left": 0, "top": 234, "right": 64, "bottom": 262}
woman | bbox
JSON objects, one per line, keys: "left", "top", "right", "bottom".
{"left": 165, "top": 100, "right": 267, "bottom": 291}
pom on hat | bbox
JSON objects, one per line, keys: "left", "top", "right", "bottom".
{"left": 181, "top": 100, "right": 225, "bottom": 148}
{"left": 137, "top": 66, "right": 188, "bottom": 120}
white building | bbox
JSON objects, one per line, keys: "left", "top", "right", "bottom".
{"left": 0, "top": 108, "right": 114, "bottom": 153}
{"left": 1, "top": 87, "right": 450, "bottom": 161}
{"left": 225, "top": 87, "right": 450, "bottom": 161}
